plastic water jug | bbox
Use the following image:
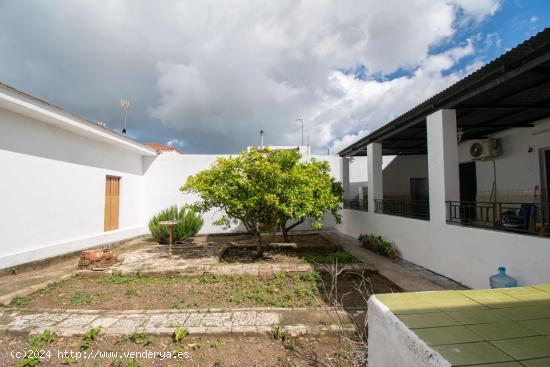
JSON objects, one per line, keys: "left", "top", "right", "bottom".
{"left": 489, "top": 267, "right": 517, "bottom": 288}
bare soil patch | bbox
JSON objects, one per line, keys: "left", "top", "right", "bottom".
{"left": 1, "top": 332, "right": 357, "bottom": 366}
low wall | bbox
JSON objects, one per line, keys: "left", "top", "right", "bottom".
{"left": 368, "top": 296, "right": 449, "bottom": 367}
{"left": 338, "top": 209, "right": 550, "bottom": 288}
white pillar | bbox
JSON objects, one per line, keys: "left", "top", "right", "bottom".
{"left": 427, "top": 109, "right": 460, "bottom": 224}
{"left": 367, "top": 143, "right": 383, "bottom": 213}
{"left": 341, "top": 157, "right": 351, "bottom": 201}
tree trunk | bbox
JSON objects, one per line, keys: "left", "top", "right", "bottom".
{"left": 280, "top": 222, "right": 290, "bottom": 243}
{"left": 254, "top": 232, "right": 264, "bottom": 258}
{"left": 282, "top": 217, "right": 305, "bottom": 243}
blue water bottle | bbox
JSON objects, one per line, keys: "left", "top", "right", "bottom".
{"left": 490, "top": 267, "right": 517, "bottom": 288}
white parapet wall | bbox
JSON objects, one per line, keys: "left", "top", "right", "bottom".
{"left": 368, "top": 296, "right": 451, "bottom": 367}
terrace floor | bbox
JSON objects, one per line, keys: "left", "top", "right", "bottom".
{"left": 375, "top": 284, "right": 550, "bottom": 366}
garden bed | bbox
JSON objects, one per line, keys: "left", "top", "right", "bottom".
{"left": 1, "top": 331, "right": 357, "bottom": 367}
{"left": 10, "top": 271, "right": 401, "bottom": 310}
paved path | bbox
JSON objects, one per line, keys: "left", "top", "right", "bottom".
{"left": 320, "top": 230, "right": 463, "bottom": 292}
{"left": 0, "top": 308, "right": 357, "bottom": 337}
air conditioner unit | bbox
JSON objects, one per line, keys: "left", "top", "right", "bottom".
{"left": 469, "top": 139, "right": 499, "bottom": 160}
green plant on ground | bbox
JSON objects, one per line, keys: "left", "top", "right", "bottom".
{"left": 10, "top": 296, "right": 31, "bottom": 308}
{"left": 17, "top": 329, "right": 56, "bottom": 367}
{"left": 148, "top": 206, "right": 203, "bottom": 244}
{"left": 40, "top": 280, "right": 66, "bottom": 294}
{"left": 110, "top": 359, "right": 145, "bottom": 367}
{"left": 98, "top": 272, "right": 131, "bottom": 285}
{"left": 125, "top": 330, "right": 154, "bottom": 346}
{"left": 30, "top": 329, "right": 55, "bottom": 348}
{"left": 300, "top": 250, "right": 355, "bottom": 264}
{"left": 199, "top": 273, "right": 219, "bottom": 284}
{"left": 173, "top": 325, "right": 189, "bottom": 343}
{"left": 69, "top": 291, "right": 97, "bottom": 306}
{"left": 125, "top": 288, "right": 138, "bottom": 297}
{"left": 273, "top": 325, "right": 289, "bottom": 342}
{"left": 358, "top": 233, "right": 397, "bottom": 259}
{"left": 80, "top": 326, "right": 101, "bottom": 350}
{"left": 210, "top": 339, "right": 221, "bottom": 349}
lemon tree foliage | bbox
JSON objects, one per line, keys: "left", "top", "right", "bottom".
{"left": 181, "top": 148, "right": 343, "bottom": 257}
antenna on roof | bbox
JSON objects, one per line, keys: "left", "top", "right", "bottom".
{"left": 120, "top": 99, "right": 131, "bottom": 136}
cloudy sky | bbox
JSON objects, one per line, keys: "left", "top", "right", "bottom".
{"left": 0, "top": 1, "right": 548, "bottom": 154}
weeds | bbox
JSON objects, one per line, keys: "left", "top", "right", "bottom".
{"left": 300, "top": 250, "right": 356, "bottom": 264}
{"left": 69, "top": 292, "right": 97, "bottom": 306}
{"left": 173, "top": 325, "right": 189, "bottom": 343}
{"left": 29, "top": 329, "right": 55, "bottom": 348}
{"left": 10, "top": 296, "right": 31, "bottom": 308}
{"left": 17, "top": 330, "right": 56, "bottom": 367}
{"left": 80, "top": 326, "right": 101, "bottom": 350}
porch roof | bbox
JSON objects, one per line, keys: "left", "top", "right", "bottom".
{"left": 339, "top": 27, "right": 550, "bottom": 157}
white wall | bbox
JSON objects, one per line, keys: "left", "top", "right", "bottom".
{"left": 0, "top": 109, "right": 148, "bottom": 269}
{"left": 143, "top": 153, "right": 246, "bottom": 234}
{"left": 458, "top": 118, "right": 550, "bottom": 201}
{"left": 143, "top": 153, "right": 346, "bottom": 234}
{"left": 338, "top": 208, "right": 550, "bottom": 288}
{"left": 383, "top": 155, "right": 428, "bottom": 197}
{"left": 368, "top": 296, "right": 450, "bottom": 367}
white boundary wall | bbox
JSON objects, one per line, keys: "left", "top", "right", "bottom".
{"left": 142, "top": 153, "right": 349, "bottom": 234}
{"left": 0, "top": 109, "right": 148, "bottom": 269}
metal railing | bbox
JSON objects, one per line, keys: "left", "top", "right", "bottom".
{"left": 374, "top": 199, "right": 430, "bottom": 220}
{"left": 446, "top": 201, "right": 549, "bottom": 237}
{"left": 343, "top": 198, "right": 368, "bottom": 211}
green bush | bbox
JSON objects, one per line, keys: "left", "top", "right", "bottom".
{"left": 358, "top": 233, "right": 397, "bottom": 259}
{"left": 148, "top": 206, "right": 203, "bottom": 244}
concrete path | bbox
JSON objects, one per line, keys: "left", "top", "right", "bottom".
{"left": 320, "top": 230, "right": 465, "bottom": 292}
{"left": 0, "top": 307, "right": 357, "bottom": 337}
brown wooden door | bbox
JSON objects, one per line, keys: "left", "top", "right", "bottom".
{"left": 104, "top": 176, "right": 120, "bottom": 231}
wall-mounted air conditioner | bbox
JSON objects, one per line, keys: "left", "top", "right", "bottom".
{"left": 469, "top": 139, "right": 499, "bottom": 160}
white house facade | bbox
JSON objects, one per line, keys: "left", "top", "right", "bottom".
{"left": 338, "top": 29, "right": 550, "bottom": 289}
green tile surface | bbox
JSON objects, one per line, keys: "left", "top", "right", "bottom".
{"left": 520, "top": 357, "right": 550, "bottom": 367}
{"left": 468, "top": 363, "right": 523, "bottom": 367}
{"left": 520, "top": 319, "right": 550, "bottom": 335}
{"left": 413, "top": 325, "right": 483, "bottom": 345}
{"left": 447, "top": 309, "right": 509, "bottom": 325}
{"left": 467, "top": 321, "right": 539, "bottom": 341}
{"left": 461, "top": 290, "right": 525, "bottom": 309}
{"left": 376, "top": 284, "right": 550, "bottom": 366}
{"left": 433, "top": 342, "right": 513, "bottom": 365}
{"left": 492, "top": 336, "right": 550, "bottom": 360}
{"left": 398, "top": 312, "right": 458, "bottom": 329}
{"left": 381, "top": 299, "right": 441, "bottom": 314}
{"left": 532, "top": 285, "right": 550, "bottom": 293}
{"left": 496, "top": 305, "right": 550, "bottom": 321}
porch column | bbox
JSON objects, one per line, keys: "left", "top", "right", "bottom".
{"left": 427, "top": 109, "right": 460, "bottom": 224}
{"left": 367, "top": 143, "right": 383, "bottom": 213}
{"left": 341, "top": 157, "right": 351, "bottom": 201}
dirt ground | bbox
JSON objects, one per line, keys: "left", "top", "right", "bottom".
{"left": 0, "top": 332, "right": 358, "bottom": 367}
{"left": 12, "top": 269, "right": 400, "bottom": 310}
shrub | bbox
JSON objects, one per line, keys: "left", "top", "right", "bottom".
{"left": 358, "top": 233, "right": 397, "bottom": 259}
{"left": 148, "top": 206, "right": 203, "bottom": 244}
